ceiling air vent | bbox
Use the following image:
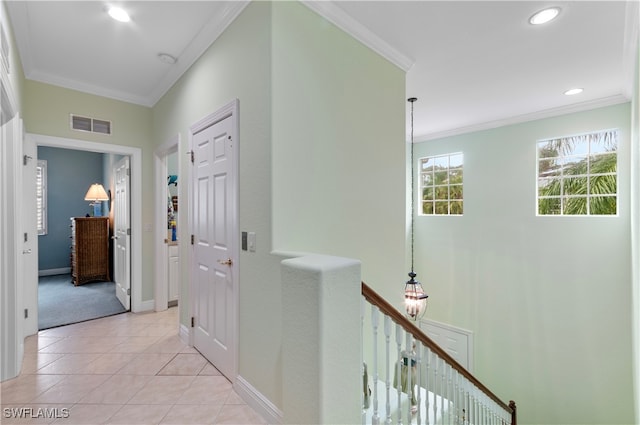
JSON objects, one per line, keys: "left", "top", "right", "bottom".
{"left": 70, "top": 114, "right": 112, "bottom": 135}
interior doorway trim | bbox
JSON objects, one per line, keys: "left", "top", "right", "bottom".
{"left": 154, "top": 134, "right": 180, "bottom": 312}
{"left": 29, "top": 133, "right": 144, "bottom": 312}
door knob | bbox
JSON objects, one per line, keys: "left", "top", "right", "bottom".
{"left": 218, "top": 258, "right": 233, "bottom": 266}
{"left": 111, "top": 235, "right": 118, "bottom": 240}
{"left": 22, "top": 249, "right": 32, "bottom": 254}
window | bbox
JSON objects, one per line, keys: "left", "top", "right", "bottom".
{"left": 420, "top": 153, "right": 463, "bottom": 215}
{"left": 537, "top": 129, "right": 618, "bottom": 216}
{"left": 36, "top": 160, "right": 47, "bottom": 235}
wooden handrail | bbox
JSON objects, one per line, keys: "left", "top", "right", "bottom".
{"left": 362, "top": 281, "right": 516, "bottom": 420}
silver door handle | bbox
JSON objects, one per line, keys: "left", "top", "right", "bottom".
{"left": 218, "top": 258, "right": 233, "bottom": 266}
{"left": 22, "top": 249, "right": 32, "bottom": 254}
{"left": 111, "top": 236, "right": 118, "bottom": 240}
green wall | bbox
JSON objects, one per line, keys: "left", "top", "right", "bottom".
{"left": 152, "top": 0, "right": 405, "bottom": 412}
{"left": 271, "top": 2, "right": 406, "bottom": 305}
{"left": 414, "top": 103, "right": 634, "bottom": 424}
{"left": 152, "top": 0, "right": 277, "bottom": 404}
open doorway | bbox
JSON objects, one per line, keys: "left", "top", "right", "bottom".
{"left": 36, "top": 146, "right": 130, "bottom": 329}
{"left": 154, "top": 135, "right": 181, "bottom": 312}
{"left": 26, "top": 133, "right": 144, "bottom": 332}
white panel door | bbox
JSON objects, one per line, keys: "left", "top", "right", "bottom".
{"left": 113, "top": 156, "right": 131, "bottom": 310}
{"left": 192, "top": 110, "right": 237, "bottom": 381}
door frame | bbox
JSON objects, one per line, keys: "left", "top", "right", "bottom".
{"left": 188, "top": 98, "right": 240, "bottom": 381}
{"left": 154, "top": 134, "right": 180, "bottom": 312}
{"left": 1, "top": 113, "right": 24, "bottom": 381}
{"left": 29, "top": 133, "right": 144, "bottom": 313}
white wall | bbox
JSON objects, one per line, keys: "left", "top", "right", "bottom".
{"left": 414, "top": 103, "right": 634, "bottom": 424}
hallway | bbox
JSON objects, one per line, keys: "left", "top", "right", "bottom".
{"left": 0, "top": 308, "right": 265, "bottom": 424}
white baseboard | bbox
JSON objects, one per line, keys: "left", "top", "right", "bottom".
{"left": 179, "top": 323, "right": 190, "bottom": 345}
{"left": 234, "top": 375, "right": 282, "bottom": 425}
{"left": 38, "top": 268, "right": 71, "bottom": 276}
{"left": 138, "top": 299, "right": 155, "bottom": 312}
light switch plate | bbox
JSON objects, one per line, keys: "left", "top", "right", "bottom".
{"left": 248, "top": 232, "right": 256, "bottom": 252}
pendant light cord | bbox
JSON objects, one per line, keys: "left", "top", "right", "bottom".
{"left": 408, "top": 97, "right": 417, "bottom": 274}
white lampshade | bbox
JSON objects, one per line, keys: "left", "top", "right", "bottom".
{"left": 84, "top": 183, "right": 109, "bottom": 202}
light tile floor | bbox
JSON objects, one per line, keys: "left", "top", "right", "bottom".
{"left": 0, "top": 308, "right": 266, "bottom": 425}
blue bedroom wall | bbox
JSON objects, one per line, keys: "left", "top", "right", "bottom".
{"left": 37, "top": 147, "right": 105, "bottom": 272}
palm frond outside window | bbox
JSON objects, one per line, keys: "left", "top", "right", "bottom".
{"left": 537, "top": 129, "right": 618, "bottom": 216}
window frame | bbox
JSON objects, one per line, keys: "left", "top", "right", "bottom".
{"left": 536, "top": 129, "right": 619, "bottom": 217}
{"left": 419, "top": 152, "right": 464, "bottom": 216}
{"left": 36, "top": 159, "right": 47, "bottom": 235}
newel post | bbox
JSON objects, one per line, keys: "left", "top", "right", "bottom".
{"left": 281, "top": 255, "right": 362, "bottom": 424}
{"left": 510, "top": 400, "right": 517, "bottom": 425}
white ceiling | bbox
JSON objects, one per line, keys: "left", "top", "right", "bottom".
{"left": 6, "top": 1, "right": 637, "bottom": 141}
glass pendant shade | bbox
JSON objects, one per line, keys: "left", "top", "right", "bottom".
{"left": 404, "top": 272, "right": 428, "bottom": 320}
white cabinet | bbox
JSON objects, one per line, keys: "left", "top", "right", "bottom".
{"left": 168, "top": 244, "right": 179, "bottom": 303}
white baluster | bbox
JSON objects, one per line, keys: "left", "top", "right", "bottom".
{"left": 405, "top": 332, "right": 413, "bottom": 421}
{"left": 372, "top": 306, "right": 380, "bottom": 425}
{"left": 396, "top": 324, "right": 403, "bottom": 425}
{"left": 415, "top": 342, "right": 423, "bottom": 425}
{"left": 441, "top": 358, "right": 446, "bottom": 425}
{"left": 460, "top": 376, "right": 468, "bottom": 425}
{"left": 469, "top": 383, "right": 478, "bottom": 425}
{"left": 453, "top": 369, "right": 459, "bottom": 425}
{"left": 447, "top": 363, "right": 453, "bottom": 425}
{"left": 384, "top": 315, "right": 392, "bottom": 425}
{"left": 432, "top": 354, "right": 439, "bottom": 423}
{"left": 361, "top": 297, "right": 366, "bottom": 425}
{"left": 481, "top": 396, "right": 487, "bottom": 425}
{"left": 424, "top": 346, "right": 431, "bottom": 425}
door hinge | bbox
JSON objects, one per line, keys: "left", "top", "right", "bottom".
{"left": 187, "top": 150, "right": 194, "bottom": 163}
{"left": 191, "top": 317, "right": 195, "bottom": 327}
{"left": 191, "top": 234, "right": 194, "bottom": 245}
{"left": 24, "top": 232, "right": 28, "bottom": 242}
{"left": 126, "top": 168, "right": 130, "bottom": 176}
{"left": 127, "top": 228, "right": 131, "bottom": 236}
{"left": 127, "top": 288, "right": 131, "bottom": 296}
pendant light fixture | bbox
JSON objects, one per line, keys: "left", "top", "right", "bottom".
{"left": 404, "top": 97, "right": 428, "bottom": 320}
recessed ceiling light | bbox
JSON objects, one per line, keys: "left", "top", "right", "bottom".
{"left": 564, "top": 88, "right": 584, "bottom": 96}
{"left": 529, "top": 7, "right": 561, "bottom": 25}
{"left": 158, "top": 53, "right": 177, "bottom": 65}
{"left": 108, "top": 6, "right": 130, "bottom": 23}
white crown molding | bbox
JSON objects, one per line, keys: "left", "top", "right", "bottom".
{"left": 5, "top": 1, "right": 34, "bottom": 78}
{"left": 147, "top": 0, "right": 251, "bottom": 106}
{"left": 300, "top": 0, "right": 414, "bottom": 72}
{"left": 9, "top": 1, "right": 250, "bottom": 108}
{"left": 621, "top": 0, "right": 639, "bottom": 100}
{"left": 27, "top": 69, "right": 153, "bottom": 106}
{"left": 417, "top": 94, "right": 631, "bottom": 142}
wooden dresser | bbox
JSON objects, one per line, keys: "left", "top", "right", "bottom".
{"left": 70, "top": 217, "right": 110, "bottom": 286}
